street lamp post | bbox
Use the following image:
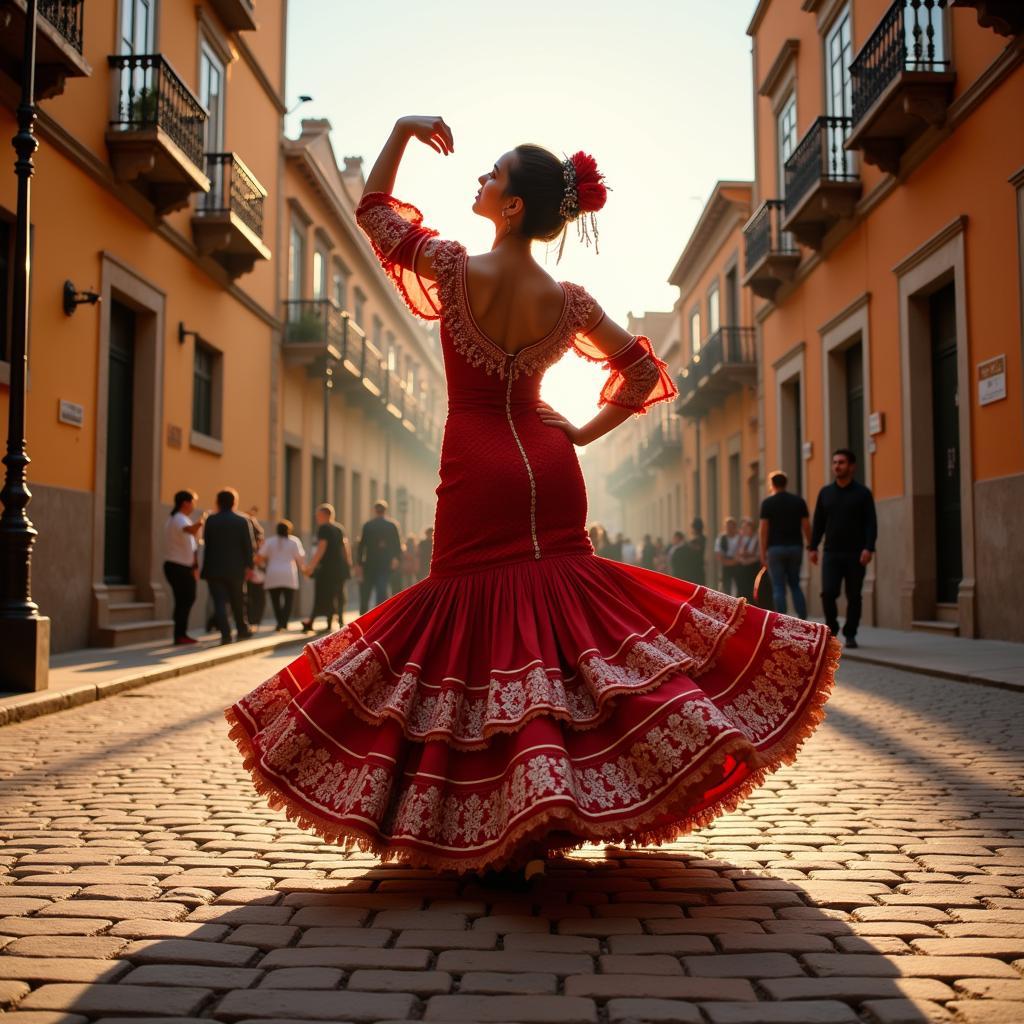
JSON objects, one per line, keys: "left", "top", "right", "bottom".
{"left": 322, "top": 343, "right": 340, "bottom": 507}
{"left": 0, "top": 0, "right": 50, "bottom": 693}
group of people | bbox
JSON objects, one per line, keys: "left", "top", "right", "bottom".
{"left": 594, "top": 447, "right": 877, "bottom": 647}
{"left": 163, "top": 491, "right": 433, "bottom": 646}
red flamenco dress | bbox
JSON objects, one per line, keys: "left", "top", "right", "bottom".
{"left": 225, "top": 192, "right": 840, "bottom": 873}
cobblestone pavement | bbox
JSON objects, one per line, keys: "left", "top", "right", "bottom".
{"left": 1, "top": 650, "right": 1022, "bottom": 1024}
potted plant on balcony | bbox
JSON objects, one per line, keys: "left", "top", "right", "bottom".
{"left": 287, "top": 309, "right": 325, "bottom": 343}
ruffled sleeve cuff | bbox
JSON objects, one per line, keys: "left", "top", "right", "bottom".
{"left": 576, "top": 334, "right": 678, "bottom": 415}
{"left": 355, "top": 192, "right": 442, "bottom": 321}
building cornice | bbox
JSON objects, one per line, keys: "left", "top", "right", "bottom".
{"left": 759, "top": 38, "right": 800, "bottom": 97}
{"left": 668, "top": 181, "right": 752, "bottom": 289}
{"left": 892, "top": 216, "right": 967, "bottom": 278}
{"left": 747, "top": 0, "right": 773, "bottom": 36}
{"left": 817, "top": 292, "right": 870, "bottom": 336}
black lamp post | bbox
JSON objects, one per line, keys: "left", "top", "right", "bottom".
{"left": 323, "top": 342, "right": 340, "bottom": 506}
{"left": 0, "top": 0, "right": 49, "bottom": 692}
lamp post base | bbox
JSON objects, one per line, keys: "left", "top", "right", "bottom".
{"left": 0, "top": 615, "right": 50, "bottom": 692}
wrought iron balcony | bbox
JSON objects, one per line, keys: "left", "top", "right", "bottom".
{"left": 607, "top": 455, "right": 650, "bottom": 499}
{"left": 106, "top": 53, "right": 210, "bottom": 214}
{"left": 638, "top": 421, "right": 683, "bottom": 468}
{"left": 675, "top": 327, "right": 757, "bottom": 419}
{"left": 951, "top": 0, "right": 1024, "bottom": 35}
{"left": 1, "top": 0, "right": 90, "bottom": 98}
{"left": 782, "top": 116, "right": 862, "bottom": 249}
{"left": 207, "top": 0, "right": 257, "bottom": 31}
{"left": 742, "top": 200, "right": 800, "bottom": 300}
{"left": 846, "top": 0, "right": 955, "bottom": 173}
{"left": 192, "top": 153, "right": 270, "bottom": 278}
{"left": 282, "top": 299, "right": 347, "bottom": 367}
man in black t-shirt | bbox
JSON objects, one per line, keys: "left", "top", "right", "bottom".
{"left": 759, "top": 471, "right": 810, "bottom": 618}
{"left": 809, "top": 448, "right": 877, "bottom": 648}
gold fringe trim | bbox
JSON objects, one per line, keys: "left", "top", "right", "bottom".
{"left": 222, "top": 634, "right": 840, "bottom": 874}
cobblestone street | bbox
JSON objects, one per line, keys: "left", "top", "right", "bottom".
{"left": 1, "top": 650, "right": 1022, "bottom": 1024}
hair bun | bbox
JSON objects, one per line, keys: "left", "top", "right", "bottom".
{"left": 569, "top": 152, "right": 608, "bottom": 214}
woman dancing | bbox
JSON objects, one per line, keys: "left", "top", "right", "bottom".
{"left": 226, "top": 115, "right": 840, "bottom": 879}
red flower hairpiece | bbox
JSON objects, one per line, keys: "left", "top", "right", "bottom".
{"left": 559, "top": 151, "right": 609, "bottom": 259}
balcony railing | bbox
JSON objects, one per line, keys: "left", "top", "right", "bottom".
{"left": 108, "top": 54, "right": 207, "bottom": 169}
{"left": 283, "top": 299, "right": 346, "bottom": 353}
{"left": 851, "top": 0, "right": 949, "bottom": 125}
{"left": 607, "top": 455, "right": 649, "bottom": 498}
{"left": 744, "top": 200, "right": 797, "bottom": 273}
{"left": 676, "top": 326, "right": 756, "bottom": 417}
{"left": 39, "top": 0, "right": 84, "bottom": 52}
{"left": 743, "top": 200, "right": 800, "bottom": 299}
{"left": 199, "top": 153, "right": 265, "bottom": 237}
{"left": 638, "top": 421, "right": 683, "bottom": 468}
{"left": 785, "top": 116, "right": 857, "bottom": 215}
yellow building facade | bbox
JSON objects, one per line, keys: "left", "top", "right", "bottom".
{"left": 0, "top": 0, "right": 285, "bottom": 652}
{"left": 746, "top": 0, "right": 1024, "bottom": 639}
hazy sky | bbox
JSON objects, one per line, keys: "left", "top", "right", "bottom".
{"left": 286, "top": 1, "right": 757, "bottom": 428}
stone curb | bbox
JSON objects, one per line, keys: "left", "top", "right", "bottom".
{"left": 838, "top": 647, "right": 1023, "bottom": 693}
{"left": 0, "top": 632, "right": 308, "bottom": 728}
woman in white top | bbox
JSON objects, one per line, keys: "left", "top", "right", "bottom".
{"left": 164, "top": 490, "right": 203, "bottom": 644}
{"left": 257, "top": 520, "right": 307, "bottom": 631}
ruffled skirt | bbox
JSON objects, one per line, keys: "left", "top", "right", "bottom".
{"left": 225, "top": 552, "right": 839, "bottom": 872}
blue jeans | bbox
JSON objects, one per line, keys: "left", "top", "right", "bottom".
{"left": 766, "top": 545, "right": 807, "bottom": 618}
{"left": 359, "top": 566, "right": 391, "bottom": 614}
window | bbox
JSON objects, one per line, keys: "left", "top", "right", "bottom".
{"left": 353, "top": 288, "right": 366, "bottom": 327}
{"left": 845, "top": 342, "right": 865, "bottom": 464}
{"left": 707, "top": 282, "right": 720, "bottom": 336}
{"left": 374, "top": 316, "right": 385, "bottom": 358}
{"left": 728, "top": 451, "right": 741, "bottom": 520}
{"left": 311, "top": 455, "right": 325, "bottom": 518}
{"left": 192, "top": 342, "right": 220, "bottom": 438}
{"left": 199, "top": 42, "right": 225, "bottom": 153}
{"left": 777, "top": 92, "right": 798, "bottom": 195}
{"left": 120, "top": 0, "right": 155, "bottom": 55}
{"left": 332, "top": 264, "right": 348, "bottom": 309}
{"left": 288, "top": 224, "right": 305, "bottom": 300}
{"left": 313, "top": 248, "right": 328, "bottom": 300}
{"left": 351, "top": 470, "right": 362, "bottom": 541}
{"left": 826, "top": 8, "right": 853, "bottom": 118}
{"left": 333, "top": 465, "right": 346, "bottom": 526}
{"left": 689, "top": 308, "right": 701, "bottom": 358}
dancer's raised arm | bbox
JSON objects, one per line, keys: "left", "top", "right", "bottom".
{"left": 363, "top": 116, "right": 454, "bottom": 198}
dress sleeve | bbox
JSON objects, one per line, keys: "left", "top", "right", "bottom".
{"left": 573, "top": 331, "right": 678, "bottom": 415}
{"left": 355, "top": 191, "right": 448, "bottom": 320}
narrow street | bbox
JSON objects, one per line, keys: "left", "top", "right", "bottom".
{"left": 0, "top": 652, "right": 1022, "bottom": 1023}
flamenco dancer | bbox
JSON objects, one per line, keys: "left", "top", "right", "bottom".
{"left": 226, "top": 115, "right": 840, "bottom": 881}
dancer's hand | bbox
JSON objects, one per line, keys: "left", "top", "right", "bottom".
{"left": 397, "top": 115, "right": 454, "bottom": 155}
{"left": 536, "top": 401, "right": 582, "bottom": 445}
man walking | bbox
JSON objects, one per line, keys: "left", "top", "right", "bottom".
{"left": 809, "top": 448, "right": 877, "bottom": 648}
{"left": 356, "top": 500, "right": 402, "bottom": 614}
{"left": 759, "top": 470, "right": 810, "bottom": 618}
{"left": 201, "top": 488, "right": 255, "bottom": 644}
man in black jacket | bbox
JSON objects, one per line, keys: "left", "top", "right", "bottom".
{"left": 809, "top": 449, "right": 877, "bottom": 649}
{"left": 356, "top": 500, "right": 402, "bottom": 614}
{"left": 201, "top": 488, "right": 255, "bottom": 644}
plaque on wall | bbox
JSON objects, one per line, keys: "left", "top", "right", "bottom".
{"left": 977, "top": 354, "right": 1006, "bottom": 407}
{"left": 58, "top": 399, "right": 84, "bottom": 427}
{"left": 167, "top": 423, "right": 183, "bottom": 449}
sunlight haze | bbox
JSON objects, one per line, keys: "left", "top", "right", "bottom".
{"left": 287, "top": 1, "right": 757, "bottom": 431}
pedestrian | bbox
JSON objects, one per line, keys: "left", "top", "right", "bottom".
{"left": 758, "top": 469, "right": 810, "bottom": 618}
{"left": 302, "top": 504, "right": 352, "bottom": 631}
{"left": 401, "top": 535, "right": 419, "bottom": 589}
{"left": 640, "top": 533, "right": 656, "bottom": 570}
{"left": 667, "top": 529, "right": 688, "bottom": 579}
{"left": 608, "top": 531, "right": 625, "bottom": 561}
{"left": 715, "top": 516, "right": 741, "bottom": 595}
{"left": 621, "top": 536, "right": 637, "bottom": 565}
{"left": 164, "top": 489, "right": 203, "bottom": 645}
{"left": 687, "top": 518, "right": 707, "bottom": 586}
{"left": 257, "top": 520, "right": 306, "bottom": 630}
{"left": 809, "top": 448, "right": 877, "bottom": 649}
{"left": 735, "top": 517, "right": 761, "bottom": 600}
{"left": 200, "top": 488, "right": 255, "bottom": 645}
{"left": 356, "top": 500, "right": 401, "bottom": 614}
{"left": 588, "top": 522, "right": 608, "bottom": 557}
{"left": 417, "top": 527, "right": 434, "bottom": 579}
{"left": 246, "top": 505, "right": 267, "bottom": 631}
